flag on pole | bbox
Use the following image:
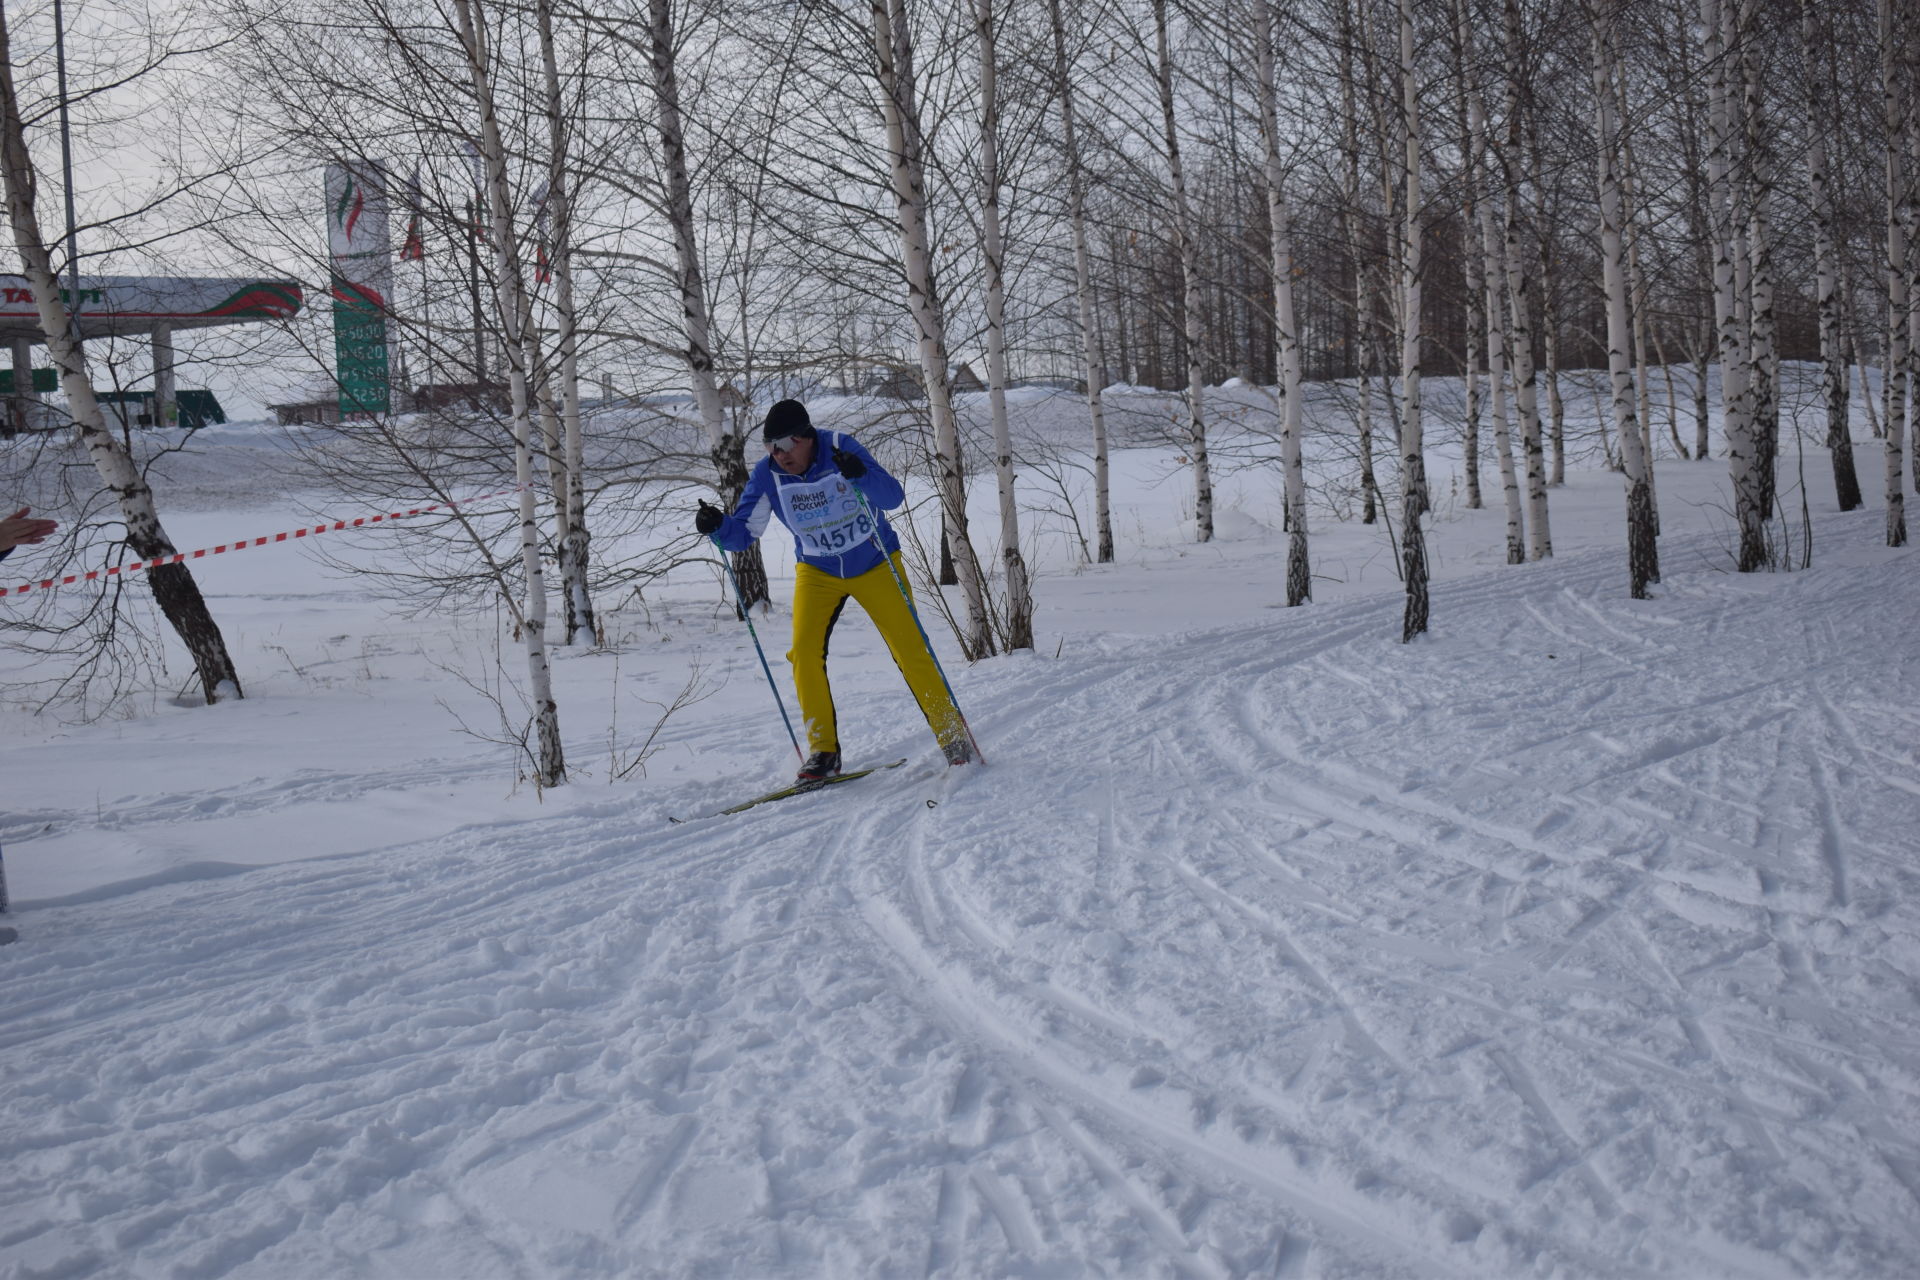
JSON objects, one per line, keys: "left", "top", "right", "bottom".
{"left": 401, "top": 168, "right": 426, "bottom": 262}
{"left": 531, "top": 183, "right": 553, "bottom": 284}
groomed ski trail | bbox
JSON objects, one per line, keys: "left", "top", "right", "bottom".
{"left": 2, "top": 511, "right": 1917, "bottom": 1278}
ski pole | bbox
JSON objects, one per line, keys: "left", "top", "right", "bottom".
{"left": 713, "top": 536, "right": 803, "bottom": 761}
{"left": 851, "top": 488, "right": 985, "bottom": 764}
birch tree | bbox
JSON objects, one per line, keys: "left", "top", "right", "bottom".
{"left": 1588, "top": 0, "right": 1657, "bottom": 597}
{"left": 974, "top": 0, "right": 1031, "bottom": 649}
{"left": 1458, "top": 0, "right": 1526, "bottom": 563}
{"left": 1447, "top": 0, "right": 1483, "bottom": 511}
{"left": 1700, "top": 0, "right": 1753, "bottom": 563}
{"left": 1801, "top": 0, "right": 1862, "bottom": 511}
{"left": 453, "top": 0, "right": 564, "bottom": 787}
{"left": 1881, "top": 0, "right": 1910, "bottom": 547}
{"left": 871, "top": 0, "right": 994, "bottom": 657}
{"left": 1254, "top": 0, "right": 1307, "bottom": 606}
{"left": 0, "top": 6, "right": 243, "bottom": 706}
{"left": 1045, "top": 0, "right": 1113, "bottom": 563}
{"left": 536, "top": 0, "right": 596, "bottom": 643}
{"left": 640, "top": 0, "right": 771, "bottom": 613}
{"left": 1337, "top": 0, "right": 1381, "bottom": 526}
{"left": 1398, "top": 0, "right": 1429, "bottom": 641}
{"left": 1739, "top": 9, "right": 1778, "bottom": 534}
{"left": 1151, "top": 0, "right": 1214, "bottom": 544}
{"left": 1501, "top": 0, "right": 1550, "bottom": 558}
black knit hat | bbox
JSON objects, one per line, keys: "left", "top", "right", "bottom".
{"left": 762, "top": 399, "right": 815, "bottom": 442}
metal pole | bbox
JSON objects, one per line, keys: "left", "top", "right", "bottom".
{"left": 467, "top": 197, "right": 486, "bottom": 389}
{"left": 53, "top": 0, "right": 82, "bottom": 344}
{"left": 713, "top": 536, "right": 803, "bottom": 761}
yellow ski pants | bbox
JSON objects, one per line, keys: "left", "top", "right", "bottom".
{"left": 790, "top": 552, "right": 964, "bottom": 754}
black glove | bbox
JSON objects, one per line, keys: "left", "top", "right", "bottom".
{"left": 832, "top": 447, "right": 867, "bottom": 481}
{"left": 694, "top": 500, "right": 724, "bottom": 536}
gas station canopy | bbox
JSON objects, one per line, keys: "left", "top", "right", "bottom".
{"left": 0, "top": 275, "right": 303, "bottom": 343}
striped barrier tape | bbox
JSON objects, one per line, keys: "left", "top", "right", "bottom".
{"left": 1, "top": 484, "right": 529, "bottom": 599}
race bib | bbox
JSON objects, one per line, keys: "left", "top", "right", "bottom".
{"left": 782, "top": 475, "right": 873, "bottom": 556}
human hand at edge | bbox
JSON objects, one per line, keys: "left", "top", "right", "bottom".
{"left": 0, "top": 507, "right": 57, "bottom": 553}
{"left": 694, "top": 500, "right": 724, "bottom": 536}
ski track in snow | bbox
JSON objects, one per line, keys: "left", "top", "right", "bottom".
{"left": 4, "top": 515, "right": 1920, "bottom": 1277}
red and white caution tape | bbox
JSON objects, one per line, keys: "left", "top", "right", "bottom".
{"left": 1, "top": 484, "right": 529, "bottom": 599}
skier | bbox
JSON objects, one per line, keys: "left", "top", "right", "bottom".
{"left": 695, "top": 399, "right": 972, "bottom": 782}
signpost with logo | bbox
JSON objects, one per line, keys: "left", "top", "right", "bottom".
{"left": 325, "top": 161, "right": 394, "bottom": 417}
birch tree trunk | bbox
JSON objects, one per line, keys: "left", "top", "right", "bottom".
{"left": 872, "top": 0, "right": 994, "bottom": 656}
{"left": 1502, "top": 0, "right": 1550, "bottom": 558}
{"left": 1589, "top": 1, "right": 1658, "bottom": 598}
{"left": 453, "top": 0, "right": 564, "bottom": 787}
{"left": 1801, "top": 0, "right": 1861, "bottom": 510}
{"left": 648, "top": 0, "right": 768, "bottom": 613}
{"left": 1448, "top": 0, "right": 1483, "bottom": 511}
{"left": 1704, "top": 0, "right": 1757, "bottom": 563}
{"left": 1908, "top": 64, "right": 1920, "bottom": 501}
{"left": 1741, "top": 17, "right": 1780, "bottom": 536}
{"left": 1045, "top": 0, "right": 1112, "bottom": 563}
{"left": 1338, "top": 3, "right": 1381, "bottom": 526}
{"left": 975, "top": 0, "right": 1031, "bottom": 649}
{"left": 0, "top": 12, "right": 242, "bottom": 706}
{"left": 1255, "top": 0, "right": 1308, "bottom": 606}
{"left": 1483, "top": 208, "right": 1526, "bottom": 566}
{"left": 1530, "top": 125, "right": 1567, "bottom": 485}
{"left": 1460, "top": 0, "right": 1526, "bottom": 564}
{"left": 1887, "top": 0, "right": 1913, "bottom": 546}
{"left": 536, "top": 0, "right": 596, "bottom": 643}
{"left": 1151, "top": 0, "right": 1213, "bottom": 543}
{"left": 1616, "top": 68, "right": 1662, "bottom": 534}
{"left": 1398, "top": 0, "right": 1429, "bottom": 641}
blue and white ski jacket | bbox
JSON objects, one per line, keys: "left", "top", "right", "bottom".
{"left": 709, "top": 430, "right": 906, "bottom": 579}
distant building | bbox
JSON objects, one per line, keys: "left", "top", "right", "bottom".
{"left": 99, "top": 389, "right": 226, "bottom": 430}
{"left": 266, "top": 398, "right": 340, "bottom": 426}
{"left": 1010, "top": 376, "right": 1087, "bottom": 394}
{"left": 411, "top": 382, "right": 510, "bottom": 414}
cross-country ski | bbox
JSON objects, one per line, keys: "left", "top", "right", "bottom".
{"left": 671, "top": 758, "right": 909, "bottom": 822}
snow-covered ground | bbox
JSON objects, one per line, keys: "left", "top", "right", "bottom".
{"left": 2, "top": 375, "right": 1916, "bottom": 1278}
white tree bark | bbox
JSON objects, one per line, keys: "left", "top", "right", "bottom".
{"left": 1045, "top": 0, "right": 1112, "bottom": 564}
{"left": 1448, "top": 0, "right": 1483, "bottom": 511}
{"left": 871, "top": 0, "right": 993, "bottom": 656}
{"left": 1459, "top": 0, "right": 1526, "bottom": 564}
{"left": 0, "top": 9, "right": 242, "bottom": 705}
{"left": 1398, "top": 0, "right": 1429, "bottom": 641}
{"left": 453, "top": 0, "right": 564, "bottom": 787}
{"left": 1501, "top": 0, "right": 1550, "bottom": 559}
{"left": 975, "top": 0, "right": 1031, "bottom": 649}
{"left": 1883, "top": 0, "right": 1911, "bottom": 547}
{"left": 1589, "top": 0, "right": 1658, "bottom": 598}
{"left": 1337, "top": 3, "right": 1381, "bottom": 526}
{"left": 1151, "top": 0, "right": 1213, "bottom": 544}
{"left": 1740, "top": 11, "right": 1779, "bottom": 546}
{"left": 536, "top": 0, "right": 596, "bottom": 643}
{"left": 1254, "top": 0, "right": 1308, "bottom": 606}
{"left": 1727, "top": 0, "right": 1762, "bottom": 538}
{"left": 1806, "top": 0, "right": 1859, "bottom": 512}
{"left": 1615, "top": 67, "right": 1662, "bottom": 532}
{"left": 1703, "top": 0, "right": 1764, "bottom": 568}
{"left": 647, "top": 0, "right": 768, "bottom": 613}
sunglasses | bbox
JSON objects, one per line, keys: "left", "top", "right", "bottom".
{"left": 765, "top": 434, "right": 805, "bottom": 454}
